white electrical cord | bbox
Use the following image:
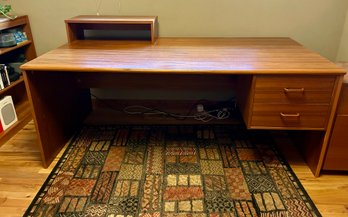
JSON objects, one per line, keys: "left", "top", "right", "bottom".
{"left": 95, "top": 0, "right": 102, "bottom": 15}
{"left": 95, "top": 0, "right": 122, "bottom": 15}
{"left": 123, "top": 105, "right": 230, "bottom": 122}
{"left": 90, "top": 93, "right": 232, "bottom": 123}
{"left": 115, "top": 0, "right": 122, "bottom": 14}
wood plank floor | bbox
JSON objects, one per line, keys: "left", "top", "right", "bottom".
{"left": 0, "top": 121, "right": 347, "bottom": 217}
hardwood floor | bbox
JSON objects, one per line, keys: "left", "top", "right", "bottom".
{"left": 0, "top": 122, "right": 66, "bottom": 217}
{"left": 0, "top": 122, "right": 347, "bottom": 217}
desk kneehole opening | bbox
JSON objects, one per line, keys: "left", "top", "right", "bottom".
{"left": 280, "top": 112, "right": 301, "bottom": 122}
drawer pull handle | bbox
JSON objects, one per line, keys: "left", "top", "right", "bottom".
{"left": 280, "top": 112, "right": 300, "bottom": 117}
{"left": 283, "top": 88, "right": 305, "bottom": 93}
{"left": 280, "top": 112, "right": 300, "bottom": 122}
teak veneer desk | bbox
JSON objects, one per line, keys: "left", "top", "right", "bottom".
{"left": 21, "top": 37, "right": 345, "bottom": 177}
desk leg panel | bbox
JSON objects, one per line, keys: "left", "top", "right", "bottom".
{"left": 23, "top": 70, "right": 92, "bottom": 168}
{"left": 290, "top": 75, "right": 344, "bottom": 177}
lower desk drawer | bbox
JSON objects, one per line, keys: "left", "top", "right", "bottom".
{"left": 250, "top": 104, "right": 329, "bottom": 129}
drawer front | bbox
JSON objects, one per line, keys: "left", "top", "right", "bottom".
{"left": 250, "top": 104, "right": 329, "bottom": 129}
{"left": 254, "top": 75, "right": 335, "bottom": 104}
{"left": 254, "top": 91, "right": 332, "bottom": 104}
{"left": 255, "top": 75, "right": 336, "bottom": 91}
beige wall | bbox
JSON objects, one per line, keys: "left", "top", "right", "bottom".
{"left": 11, "top": 0, "right": 348, "bottom": 60}
{"left": 337, "top": 9, "right": 348, "bottom": 61}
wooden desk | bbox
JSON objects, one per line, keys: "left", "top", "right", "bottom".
{"left": 21, "top": 38, "right": 345, "bottom": 177}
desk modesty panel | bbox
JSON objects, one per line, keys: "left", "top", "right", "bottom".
{"left": 21, "top": 38, "right": 346, "bottom": 177}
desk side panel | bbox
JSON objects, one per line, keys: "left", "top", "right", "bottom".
{"left": 23, "top": 70, "right": 92, "bottom": 168}
{"left": 323, "top": 116, "right": 348, "bottom": 170}
{"left": 336, "top": 84, "right": 348, "bottom": 114}
{"left": 314, "top": 75, "right": 344, "bottom": 176}
{"left": 323, "top": 80, "right": 348, "bottom": 170}
{"left": 288, "top": 75, "right": 344, "bottom": 176}
{"left": 236, "top": 75, "right": 255, "bottom": 127}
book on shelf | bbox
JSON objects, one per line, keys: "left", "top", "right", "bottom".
{"left": 13, "top": 31, "right": 28, "bottom": 44}
{"left": 0, "top": 119, "right": 3, "bottom": 133}
{"left": 4, "top": 65, "right": 10, "bottom": 85}
{"left": 0, "top": 64, "right": 11, "bottom": 90}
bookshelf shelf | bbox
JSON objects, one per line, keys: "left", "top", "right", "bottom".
{"left": 0, "top": 16, "right": 27, "bottom": 30}
{"left": 0, "top": 15, "right": 36, "bottom": 146}
{"left": 0, "top": 40, "right": 32, "bottom": 55}
{"left": 0, "top": 76, "right": 24, "bottom": 94}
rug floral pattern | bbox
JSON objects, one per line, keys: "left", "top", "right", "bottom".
{"left": 24, "top": 125, "right": 321, "bottom": 217}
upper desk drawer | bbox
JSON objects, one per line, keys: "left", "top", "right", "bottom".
{"left": 254, "top": 75, "right": 336, "bottom": 104}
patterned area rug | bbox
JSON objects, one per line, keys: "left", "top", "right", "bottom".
{"left": 24, "top": 125, "right": 321, "bottom": 217}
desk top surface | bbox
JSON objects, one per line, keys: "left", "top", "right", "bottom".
{"left": 21, "top": 37, "right": 346, "bottom": 75}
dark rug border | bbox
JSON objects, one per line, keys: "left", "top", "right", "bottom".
{"left": 23, "top": 125, "right": 322, "bottom": 217}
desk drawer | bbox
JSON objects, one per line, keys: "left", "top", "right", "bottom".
{"left": 254, "top": 75, "right": 335, "bottom": 104}
{"left": 250, "top": 104, "right": 329, "bottom": 129}
{"left": 254, "top": 91, "right": 332, "bottom": 104}
{"left": 255, "top": 75, "right": 336, "bottom": 91}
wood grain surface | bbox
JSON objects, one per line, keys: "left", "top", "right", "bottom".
{"left": 21, "top": 38, "right": 345, "bottom": 74}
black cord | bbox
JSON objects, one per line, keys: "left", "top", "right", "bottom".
{"left": 90, "top": 93, "right": 123, "bottom": 112}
